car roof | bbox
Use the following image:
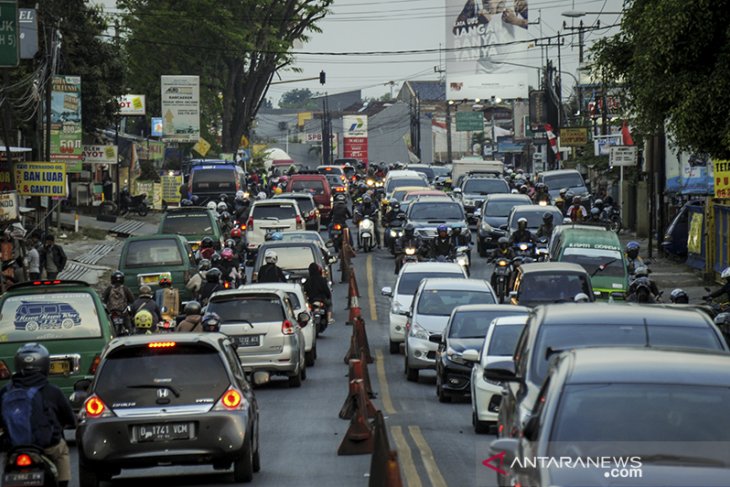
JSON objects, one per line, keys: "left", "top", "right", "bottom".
{"left": 104, "top": 332, "right": 229, "bottom": 353}
{"left": 409, "top": 196, "right": 457, "bottom": 204}
{"left": 242, "top": 282, "right": 303, "bottom": 294}
{"left": 533, "top": 303, "right": 713, "bottom": 327}
{"left": 163, "top": 207, "right": 214, "bottom": 215}
{"left": 562, "top": 347, "right": 730, "bottom": 385}
{"left": 258, "top": 241, "right": 319, "bottom": 250}
{"left": 275, "top": 193, "right": 315, "bottom": 200}
{"left": 124, "top": 233, "right": 186, "bottom": 243}
{"left": 6, "top": 280, "right": 92, "bottom": 293}
{"left": 453, "top": 304, "right": 530, "bottom": 314}
{"left": 401, "top": 262, "right": 464, "bottom": 274}
{"left": 491, "top": 315, "right": 530, "bottom": 326}
{"left": 557, "top": 227, "right": 620, "bottom": 247}
{"left": 387, "top": 170, "right": 421, "bottom": 178}
{"left": 253, "top": 198, "right": 297, "bottom": 206}
{"left": 519, "top": 262, "right": 589, "bottom": 275}
{"left": 280, "top": 230, "right": 323, "bottom": 238}
{"left": 291, "top": 173, "right": 327, "bottom": 179}
{"left": 484, "top": 194, "right": 532, "bottom": 202}
{"left": 422, "top": 278, "right": 492, "bottom": 291}
{"left": 209, "top": 288, "right": 288, "bottom": 300}
{"left": 540, "top": 169, "right": 581, "bottom": 177}
{"left": 511, "top": 204, "right": 561, "bottom": 214}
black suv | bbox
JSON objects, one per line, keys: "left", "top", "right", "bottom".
{"left": 76, "top": 334, "right": 260, "bottom": 486}
{"left": 455, "top": 175, "right": 510, "bottom": 223}
{"left": 405, "top": 196, "right": 469, "bottom": 241}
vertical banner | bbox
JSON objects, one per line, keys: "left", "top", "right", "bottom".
{"left": 713, "top": 160, "right": 730, "bottom": 198}
{"left": 445, "top": 0, "right": 530, "bottom": 101}
{"left": 50, "top": 76, "right": 82, "bottom": 160}
{"left": 161, "top": 75, "right": 200, "bottom": 142}
{"left": 342, "top": 115, "right": 368, "bottom": 162}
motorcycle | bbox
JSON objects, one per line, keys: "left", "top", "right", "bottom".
{"left": 331, "top": 223, "right": 344, "bottom": 253}
{"left": 601, "top": 205, "right": 622, "bottom": 233}
{"left": 703, "top": 288, "right": 730, "bottom": 317}
{"left": 627, "top": 277, "right": 661, "bottom": 303}
{"left": 535, "top": 237, "right": 549, "bottom": 262}
{"left": 357, "top": 214, "right": 376, "bottom": 252}
{"left": 492, "top": 256, "right": 512, "bottom": 303}
{"left": 514, "top": 242, "right": 535, "bottom": 259}
{"left": 109, "top": 308, "right": 130, "bottom": 336}
{"left": 311, "top": 300, "right": 327, "bottom": 335}
{"left": 120, "top": 190, "right": 150, "bottom": 217}
{"left": 2, "top": 445, "right": 59, "bottom": 487}
{"left": 454, "top": 245, "right": 471, "bottom": 276}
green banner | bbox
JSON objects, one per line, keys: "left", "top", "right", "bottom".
{"left": 455, "top": 111, "right": 484, "bottom": 132}
{"left": 0, "top": 1, "right": 19, "bottom": 67}
{"left": 50, "top": 76, "right": 82, "bottom": 160}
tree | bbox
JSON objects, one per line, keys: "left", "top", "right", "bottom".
{"left": 279, "top": 88, "right": 319, "bottom": 109}
{"left": 119, "top": 0, "right": 332, "bottom": 152}
{"left": 592, "top": 0, "right": 730, "bottom": 158}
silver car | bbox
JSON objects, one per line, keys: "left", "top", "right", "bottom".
{"left": 404, "top": 278, "right": 496, "bottom": 382}
{"left": 206, "top": 288, "right": 309, "bottom": 387}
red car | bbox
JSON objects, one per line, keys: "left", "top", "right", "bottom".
{"left": 286, "top": 174, "right": 333, "bottom": 223}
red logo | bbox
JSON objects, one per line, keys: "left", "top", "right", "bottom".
{"left": 482, "top": 451, "right": 508, "bottom": 475}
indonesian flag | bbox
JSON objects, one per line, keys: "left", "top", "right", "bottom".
{"left": 621, "top": 120, "right": 634, "bottom": 146}
{"left": 545, "top": 123, "right": 560, "bottom": 161}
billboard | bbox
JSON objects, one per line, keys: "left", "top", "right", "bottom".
{"left": 343, "top": 115, "right": 368, "bottom": 162}
{"left": 118, "top": 94, "right": 146, "bottom": 116}
{"left": 50, "top": 76, "right": 82, "bottom": 160}
{"left": 14, "top": 162, "right": 67, "bottom": 197}
{"left": 161, "top": 75, "right": 200, "bottom": 142}
{"left": 445, "top": 0, "right": 531, "bottom": 101}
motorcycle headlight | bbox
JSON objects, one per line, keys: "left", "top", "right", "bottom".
{"left": 405, "top": 247, "right": 416, "bottom": 255}
{"left": 409, "top": 322, "right": 430, "bottom": 340}
{"left": 456, "top": 256, "right": 468, "bottom": 266}
{"left": 446, "top": 347, "right": 466, "bottom": 365}
{"left": 497, "top": 260, "right": 509, "bottom": 267}
{"left": 519, "top": 243, "right": 528, "bottom": 251}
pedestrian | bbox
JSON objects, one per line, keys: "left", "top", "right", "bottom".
{"left": 39, "top": 234, "right": 67, "bottom": 279}
{"left": 25, "top": 240, "right": 40, "bottom": 280}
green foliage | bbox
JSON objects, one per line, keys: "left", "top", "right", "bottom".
{"left": 592, "top": 0, "right": 730, "bottom": 158}
{"left": 279, "top": 88, "right": 320, "bottom": 109}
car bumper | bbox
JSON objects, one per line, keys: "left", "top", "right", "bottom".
{"left": 77, "top": 411, "right": 250, "bottom": 468}
{"left": 406, "top": 336, "right": 438, "bottom": 369}
{"left": 438, "top": 359, "right": 473, "bottom": 397}
{"left": 473, "top": 373, "right": 503, "bottom": 423}
{"left": 389, "top": 313, "right": 407, "bottom": 342}
{"left": 237, "top": 343, "right": 300, "bottom": 374}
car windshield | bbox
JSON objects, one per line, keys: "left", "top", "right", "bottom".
{"left": 463, "top": 179, "right": 509, "bottom": 195}
{"left": 431, "top": 166, "right": 450, "bottom": 177}
{"left": 409, "top": 202, "right": 464, "bottom": 221}
{"left": 0, "top": 292, "right": 103, "bottom": 342}
{"left": 253, "top": 204, "right": 297, "bottom": 220}
{"left": 487, "top": 324, "right": 526, "bottom": 356}
{"left": 485, "top": 200, "right": 529, "bottom": 217}
{"left": 533, "top": 324, "right": 723, "bottom": 383}
{"left": 160, "top": 214, "right": 213, "bottom": 236}
{"left": 192, "top": 168, "right": 236, "bottom": 191}
{"left": 268, "top": 246, "right": 316, "bottom": 270}
{"left": 95, "top": 344, "right": 229, "bottom": 408}
{"left": 386, "top": 178, "right": 427, "bottom": 193}
{"left": 562, "top": 248, "right": 625, "bottom": 278}
{"left": 510, "top": 210, "right": 560, "bottom": 229}
{"left": 291, "top": 180, "right": 325, "bottom": 195}
{"left": 517, "top": 273, "right": 591, "bottom": 305}
{"left": 125, "top": 239, "right": 183, "bottom": 267}
{"left": 207, "top": 296, "right": 285, "bottom": 323}
{"left": 449, "top": 311, "right": 525, "bottom": 339}
{"left": 417, "top": 290, "right": 495, "bottom": 316}
{"left": 543, "top": 173, "right": 585, "bottom": 191}
{"left": 397, "top": 272, "right": 463, "bottom": 295}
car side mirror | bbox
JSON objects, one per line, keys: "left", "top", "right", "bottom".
{"left": 484, "top": 360, "right": 519, "bottom": 382}
{"left": 328, "top": 256, "right": 338, "bottom": 264}
{"left": 499, "top": 224, "right": 508, "bottom": 231}
{"left": 489, "top": 438, "right": 522, "bottom": 469}
{"left": 297, "top": 312, "right": 310, "bottom": 325}
{"left": 381, "top": 286, "right": 393, "bottom": 297}
{"left": 428, "top": 334, "right": 442, "bottom": 344}
{"left": 462, "top": 349, "right": 479, "bottom": 362}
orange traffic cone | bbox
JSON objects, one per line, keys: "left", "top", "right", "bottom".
{"left": 337, "top": 380, "right": 375, "bottom": 455}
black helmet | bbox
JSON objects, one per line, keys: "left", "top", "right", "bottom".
{"left": 201, "top": 312, "right": 222, "bottom": 332}
{"left": 391, "top": 201, "right": 400, "bottom": 210}
{"left": 219, "top": 211, "right": 231, "bottom": 222}
{"left": 519, "top": 185, "right": 528, "bottom": 194}
{"left": 670, "top": 288, "right": 689, "bottom": 304}
{"left": 363, "top": 195, "right": 372, "bottom": 204}
{"left": 210, "top": 252, "right": 221, "bottom": 264}
{"left": 517, "top": 217, "right": 528, "bottom": 230}
{"left": 201, "top": 237, "right": 214, "bottom": 249}
{"left": 498, "top": 237, "right": 509, "bottom": 250}
{"left": 536, "top": 182, "right": 547, "bottom": 191}
{"left": 626, "top": 241, "right": 640, "bottom": 260}
{"left": 334, "top": 193, "right": 347, "bottom": 203}
{"left": 184, "top": 300, "right": 202, "bottom": 316}
{"left": 111, "top": 270, "right": 125, "bottom": 285}
{"left": 404, "top": 223, "right": 415, "bottom": 238}
{"left": 542, "top": 212, "right": 554, "bottom": 224}
{"left": 219, "top": 193, "right": 228, "bottom": 202}
{"left": 206, "top": 267, "right": 222, "bottom": 283}
{"left": 14, "top": 343, "right": 50, "bottom": 376}
{"left": 225, "top": 238, "right": 235, "bottom": 249}
{"left": 593, "top": 198, "right": 604, "bottom": 209}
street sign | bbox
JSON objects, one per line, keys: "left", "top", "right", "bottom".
{"left": 560, "top": 127, "right": 589, "bottom": 147}
{"left": 192, "top": 137, "right": 211, "bottom": 156}
{"left": 0, "top": 1, "right": 19, "bottom": 67}
{"left": 609, "top": 146, "right": 638, "bottom": 166}
{"left": 455, "top": 111, "right": 483, "bottom": 132}
{"left": 18, "top": 8, "right": 36, "bottom": 59}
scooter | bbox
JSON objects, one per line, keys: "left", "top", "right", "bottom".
{"left": 109, "top": 309, "right": 130, "bottom": 336}
{"left": 358, "top": 215, "right": 376, "bottom": 252}
{"left": 311, "top": 300, "right": 327, "bottom": 335}
{"left": 491, "top": 256, "right": 512, "bottom": 303}
{"left": 2, "top": 445, "right": 59, "bottom": 487}
{"left": 535, "top": 237, "right": 549, "bottom": 261}
{"left": 454, "top": 245, "right": 471, "bottom": 276}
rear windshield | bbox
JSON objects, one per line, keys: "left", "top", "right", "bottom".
{"left": 387, "top": 178, "right": 427, "bottom": 193}
{"left": 271, "top": 247, "right": 317, "bottom": 270}
{"left": 543, "top": 172, "right": 585, "bottom": 191}
{"left": 253, "top": 204, "right": 297, "bottom": 220}
{"left": 417, "top": 289, "right": 495, "bottom": 316}
{"left": 280, "top": 233, "right": 320, "bottom": 244}
{"left": 207, "top": 296, "right": 285, "bottom": 323}
{"left": 485, "top": 200, "right": 529, "bottom": 217}
{"left": 161, "top": 214, "right": 214, "bottom": 236}
{"left": 487, "top": 324, "right": 526, "bottom": 356}
{"left": 409, "top": 202, "right": 464, "bottom": 221}
{"left": 517, "top": 273, "right": 591, "bottom": 304}
{"left": 409, "top": 167, "right": 434, "bottom": 180}
{"left": 463, "top": 179, "right": 509, "bottom": 195}
{"left": 449, "top": 310, "right": 525, "bottom": 339}
{"left": 561, "top": 248, "right": 625, "bottom": 278}
{"left": 125, "top": 239, "right": 183, "bottom": 267}
{"left": 291, "top": 179, "right": 325, "bottom": 195}
{"left": 95, "top": 344, "right": 229, "bottom": 407}
{"left": 0, "top": 292, "right": 102, "bottom": 343}
{"left": 292, "top": 198, "right": 315, "bottom": 212}
{"left": 192, "top": 168, "right": 236, "bottom": 191}
{"left": 397, "top": 271, "right": 464, "bottom": 295}
{"left": 533, "top": 324, "right": 723, "bottom": 383}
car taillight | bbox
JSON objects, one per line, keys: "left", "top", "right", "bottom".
{"left": 247, "top": 217, "right": 254, "bottom": 230}
{"left": 213, "top": 386, "right": 246, "bottom": 411}
{"left": 15, "top": 454, "right": 32, "bottom": 467}
{"left": 84, "top": 395, "right": 109, "bottom": 418}
{"left": 295, "top": 215, "right": 303, "bottom": 228}
{"left": 0, "top": 360, "right": 10, "bottom": 380}
{"left": 88, "top": 354, "right": 101, "bottom": 375}
{"left": 149, "top": 341, "right": 176, "bottom": 348}
{"left": 282, "top": 319, "right": 295, "bottom": 335}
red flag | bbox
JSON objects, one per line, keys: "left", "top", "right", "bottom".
{"left": 544, "top": 123, "right": 561, "bottom": 161}
{"left": 621, "top": 120, "right": 634, "bottom": 146}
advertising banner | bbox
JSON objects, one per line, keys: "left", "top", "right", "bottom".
{"left": 0, "top": 191, "right": 19, "bottom": 221}
{"left": 160, "top": 175, "right": 182, "bottom": 203}
{"left": 161, "top": 75, "right": 200, "bottom": 142}
{"left": 50, "top": 76, "right": 82, "bottom": 160}
{"left": 713, "top": 160, "right": 730, "bottom": 198}
{"left": 593, "top": 134, "right": 623, "bottom": 157}
{"left": 19, "top": 8, "right": 37, "bottom": 59}
{"left": 560, "top": 127, "right": 589, "bottom": 147}
{"left": 445, "top": 0, "right": 530, "bottom": 101}
{"left": 343, "top": 137, "right": 368, "bottom": 161}
{"left": 118, "top": 94, "right": 146, "bottom": 116}
{"left": 687, "top": 212, "right": 703, "bottom": 254}
{"left": 343, "top": 115, "right": 367, "bottom": 137}
{"left": 14, "top": 162, "right": 67, "bottom": 197}
{"left": 343, "top": 115, "right": 368, "bottom": 161}
{"left": 82, "top": 145, "right": 117, "bottom": 165}
{"left": 135, "top": 141, "right": 164, "bottom": 161}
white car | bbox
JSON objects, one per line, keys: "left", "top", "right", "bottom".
{"left": 381, "top": 262, "right": 466, "bottom": 354}
{"left": 245, "top": 199, "right": 304, "bottom": 252}
{"left": 243, "top": 282, "right": 317, "bottom": 366}
{"left": 464, "top": 315, "right": 528, "bottom": 433}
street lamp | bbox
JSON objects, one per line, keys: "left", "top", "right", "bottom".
{"left": 562, "top": 10, "right": 623, "bottom": 17}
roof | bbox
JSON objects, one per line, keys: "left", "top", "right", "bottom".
{"left": 539, "top": 169, "right": 581, "bottom": 176}
{"left": 288, "top": 173, "right": 327, "bottom": 180}
{"left": 453, "top": 304, "right": 529, "bottom": 314}
{"left": 491, "top": 315, "right": 530, "bottom": 326}
{"left": 125, "top": 233, "right": 187, "bottom": 242}
{"left": 401, "top": 262, "right": 465, "bottom": 274}
{"left": 242, "top": 282, "right": 303, "bottom": 293}
{"left": 484, "top": 193, "right": 532, "bottom": 203}
{"left": 422, "top": 278, "right": 492, "bottom": 291}
{"left": 534, "top": 303, "right": 713, "bottom": 328}
{"left": 563, "top": 347, "right": 730, "bottom": 385}
{"left": 253, "top": 198, "right": 298, "bottom": 206}
{"left": 558, "top": 227, "right": 620, "bottom": 247}
{"left": 408, "top": 196, "right": 457, "bottom": 204}
{"left": 512, "top": 204, "right": 562, "bottom": 215}
{"left": 258, "top": 241, "right": 320, "bottom": 250}
{"left": 275, "top": 193, "right": 315, "bottom": 200}
{"left": 404, "top": 80, "right": 446, "bottom": 102}
{"left": 519, "top": 262, "right": 589, "bottom": 275}
{"left": 209, "top": 288, "right": 288, "bottom": 300}
{"left": 105, "top": 332, "right": 228, "bottom": 351}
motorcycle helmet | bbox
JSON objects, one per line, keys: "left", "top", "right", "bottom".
{"left": 200, "top": 247, "right": 215, "bottom": 260}
{"left": 559, "top": 188, "right": 568, "bottom": 197}
{"left": 721, "top": 267, "right": 730, "bottom": 280}
{"left": 198, "top": 259, "right": 211, "bottom": 271}
{"left": 257, "top": 191, "right": 267, "bottom": 200}
{"left": 404, "top": 223, "right": 415, "bottom": 238}
{"left": 519, "top": 185, "right": 528, "bottom": 194}
{"left": 206, "top": 268, "right": 222, "bottom": 284}
{"left": 159, "top": 275, "right": 172, "bottom": 287}
{"left": 670, "top": 288, "right": 689, "bottom": 304}
{"left": 14, "top": 343, "right": 50, "bottom": 376}
{"left": 517, "top": 217, "right": 528, "bottom": 231}
{"left": 217, "top": 202, "right": 228, "bottom": 213}
{"left": 134, "top": 310, "right": 154, "bottom": 330}
{"left": 206, "top": 201, "right": 217, "bottom": 212}
{"left": 634, "top": 265, "right": 649, "bottom": 278}
{"left": 536, "top": 182, "right": 547, "bottom": 192}
{"left": 201, "top": 312, "right": 222, "bottom": 332}
{"left": 111, "top": 270, "right": 125, "bottom": 285}
{"left": 590, "top": 207, "right": 601, "bottom": 218}
{"left": 362, "top": 195, "right": 372, "bottom": 205}
{"left": 265, "top": 249, "right": 278, "bottom": 264}
{"left": 184, "top": 300, "right": 202, "bottom": 316}
{"left": 593, "top": 199, "right": 604, "bottom": 211}
{"left": 230, "top": 228, "right": 242, "bottom": 239}
{"left": 219, "top": 193, "right": 228, "bottom": 203}
{"left": 334, "top": 193, "right": 347, "bottom": 203}
{"left": 572, "top": 196, "right": 581, "bottom": 205}
{"left": 219, "top": 211, "right": 231, "bottom": 223}
{"left": 225, "top": 238, "right": 236, "bottom": 249}
{"left": 715, "top": 312, "right": 730, "bottom": 327}
{"left": 542, "top": 212, "right": 553, "bottom": 224}
{"left": 574, "top": 293, "right": 590, "bottom": 303}
{"left": 139, "top": 285, "right": 153, "bottom": 298}
{"left": 200, "top": 236, "right": 214, "bottom": 249}
{"left": 190, "top": 195, "right": 200, "bottom": 205}
{"left": 270, "top": 232, "right": 283, "bottom": 241}
{"left": 437, "top": 224, "right": 448, "bottom": 238}
{"left": 210, "top": 252, "right": 222, "bottom": 265}
{"left": 498, "top": 237, "right": 509, "bottom": 250}
{"left": 235, "top": 190, "right": 246, "bottom": 201}
{"left": 626, "top": 241, "right": 640, "bottom": 260}
{"left": 391, "top": 201, "right": 400, "bottom": 211}
{"left": 221, "top": 248, "right": 234, "bottom": 261}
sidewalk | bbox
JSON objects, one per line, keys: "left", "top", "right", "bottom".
{"left": 57, "top": 210, "right": 160, "bottom": 236}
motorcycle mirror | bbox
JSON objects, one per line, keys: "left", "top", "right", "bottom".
{"left": 325, "top": 240, "right": 335, "bottom": 248}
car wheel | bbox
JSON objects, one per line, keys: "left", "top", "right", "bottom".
{"left": 405, "top": 356, "right": 419, "bottom": 382}
{"left": 313, "top": 343, "right": 318, "bottom": 360}
{"left": 288, "top": 367, "right": 303, "bottom": 388}
{"left": 478, "top": 238, "right": 487, "bottom": 257}
{"left": 305, "top": 349, "right": 315, "bottom": 367}
{"left": 474, "top": 411, "right": 491, "bottom": 434}
{"left": 389, "top": 340, "right": 400, "bottom": 355}
{"left": 437, "top": 377, "right": 451, "bottom": 403}
{"left": 253, "top": 441, "right": 261, "bottom": 473}
{"left": 25, "top": 321, "right": 39, "bottom": 331}
{"left": 233, "top": 435, "right": 254, "bottom": 482}
{"left": 78, "top": 464, "right": 101, "bottom": 487}
{"left": 301, "top": 363, "right": 307, "bottom": 381}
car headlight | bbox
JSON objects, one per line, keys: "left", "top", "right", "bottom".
{"left": 446, "top": 347, "right": 467, "bottom": 365}
{"left": 481, "top": 221, "right": 492, "bottom": 232}
{"left": 409, "top": 322, "right": 430, "bottom": 340}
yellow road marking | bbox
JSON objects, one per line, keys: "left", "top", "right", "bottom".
{"left": 374, "top": 349, "right": 396, "bottom": 414}
{"left": 409, "top": 425, "right": 448, "bottom": 487}
{"left": 391, "top": 426, "right": 423, "bottom": 487}
{"left": 366, "top": 253, "right": 378, "bottom": 321}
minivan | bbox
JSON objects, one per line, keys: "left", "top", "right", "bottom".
{"left": 537, "top": 169, "right": 589, "bottom": 201}
{"left": 187, "top": 161, "right": 246, "bottom": 204}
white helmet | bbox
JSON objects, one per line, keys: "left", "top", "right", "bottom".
{"left": 722, "top": 267, "right": 730, "bottom": 280}
{"left": 574, "top": 293, "right": 590, "bottom": 303}
{"left": 217, "top": 202, "right": 228, "bottom": 212}
{"left": 206, "top": 201, "right": 217, "bottom": 212}
{"left": 264, "top": 249, "right": 277, "bottom": 264}
{"left": 634, "top": 266, "right": 649, "bottom": 278}
{"left": 257, "top": 191, "right": 267, "bottom": 200}
{"left": 235, "top": 190, "right": 245, "bottom": 200}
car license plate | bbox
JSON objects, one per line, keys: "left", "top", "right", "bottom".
{"left": 141, "top": 274, "right": 160, "bottom": 284}
{"left": 135, "top": 423, "right": 192, "bottom": 442}
{"left": 235, "top": 335, "right": 260, "bottom": 347}
{"left": 3, "top": 471, "right": 44, "bottom": 487}
{"left": 49, "top": 359, "right": 70, "bottom": 375}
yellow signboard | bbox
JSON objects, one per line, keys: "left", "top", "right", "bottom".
{"left": 193, "top": 138, "right": 211, "bottom": 156}
{"left": 713, "top": 160, "right": 730, "bottom": 198}
{"left": 14, "top": 162, "right": 67, "bottom": 197}
{"left": 687, "top": 212, "right": 703, "bottom": 255}
{"left": 240, "top": 135, "right": 250, "bottom": 149}
{"left": 297, "top": 112, "right": 313, "bottom": 127}
{"left": 161, "top": 175, "right": 183, "bottom": 203}
{"left": 560, "top": 127, "right": 589, "bottom": 147}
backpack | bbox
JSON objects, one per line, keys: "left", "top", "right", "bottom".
{"left": 1, "top": 384, "right": 54, "bottom": 447}
{"left": 108, "top": 285, "right": 127, "bottom": 311}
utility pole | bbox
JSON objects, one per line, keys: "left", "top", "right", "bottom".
{"left": 446, "top": 101, "right": 453, "bottom": 163}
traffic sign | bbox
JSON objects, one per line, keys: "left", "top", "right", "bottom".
{"left": 609, "top": 146, "right": 638, "bottom": 167}
{"left": 455, "top": 111, "right": 483, "bottom": 132}
{"left": 193, "top": 137, "right": 211, "bottom": 156}
{"left": 0, "top": 1, "right": 19, "bottom": 67}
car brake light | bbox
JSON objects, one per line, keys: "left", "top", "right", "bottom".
{"left": 282, "top": 319, "right": 295, "bottom": 335}
{"left": 0, "top": 360, "right": 10, "bottom": 380}
{"left": 84, "top": 395, "right": 107, "bottom": 418}
{"left": 88, "top": 354, "right": 101, "bottom": 375}
{"left": 32, "top": 280, "right": 62, "bottom": 286}
{"left": 296, "top": 215, "right": 302, "bottom": 224}
{"left": 247, "top": 217, "right": 254, "bottom": 230}
{"left": 222, "top": 388, "right": 242, "bottom": 409}
{"left": 148, "top": 341, "right": 176, "bottom": 348}
{"left": 15, "top": 454, "right": 32, "bottom": 467}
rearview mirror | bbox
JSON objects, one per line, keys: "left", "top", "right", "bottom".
{"left": 381, "top": 286, "right": 393, "bottom": 297}
{"left": 462, "top": 349, "right": 479, "bottom": 362}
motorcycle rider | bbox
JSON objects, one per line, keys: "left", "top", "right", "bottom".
{"left": 133, "top": 309, "right": 157, "bottom": 335}
{"left": 536, "top": 212, "right": 555, "bottom": 240}
{"left": 154, "top": 275, "right": 180, "bottom": 319}
{"left": 257, "top": 250, "right": 287, "bottom": 283}
{"left": 429, "top": 224, "right": 454, "bottom": 260}
{"left": 670, "top": 288, "right": 689, "bottom": 304}
{"left": 303, "top": 262, "right": 334, "bottom": 325}
{"left": 703, "top": 267, "right": 730, "bottom": 302}
{"left": 567, "top": 196, "right": 588, "bottom": 222}
{"left": 102, "top": 270, "right": 135, "bottom": 334}
{"left": 383, "top": 200, "right": 403, "bottom": 227}
{"left": 330, "top": 193, "right": 352, "bottom": 249}
{"left": 219, "top": 248, "right": 241, "bottom": 287}
{"left": 201, "top": 312, "right": 222, "bottom": 332}
{"left": 554, "top": 188, "right": 569, "bottom": 212}
{"left": 130, "top": 285, "right": 162, "bottom": 325}
{"left": 177, "top": 301, "right": 204, "bottom": 332}
{"left": 355, "top": 194, "right": 380, "bottom": 249}
{"left": 233, "top": 191, "right": 250, "bottom": 221}
{"left": 195, "top": 236, "right": 216, "bottom": 261}
{"left": 0, "top": 343, "right": 76, "bottom": 487}
{"left": 509, "top": 217, "right": 535, "bottom": 246}
{"left": 625, "top": 241, "right": 645, "bottom": 275}
{"left": 533, "top": 183, "right": 551, "bottom": 205}
{"left": 490, "top": 237, "right": 516, "bottom": 291}
{"left": 587, "top": 207, "right": 603, "bottom": 225}
{"left": 627, "top": 266, "right": 660, "bottom": 303}
{"left": 394, "top": 223, "right": 423, "bottom": 274}
{"left": 197, "top": 268, "right": 223, "bottom": 306}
